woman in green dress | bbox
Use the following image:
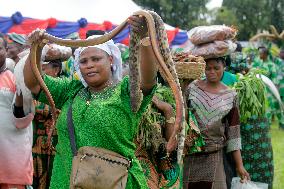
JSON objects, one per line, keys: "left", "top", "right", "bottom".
{"left": 23, "top": 16, "right": 159, "bottom": 189}
{"left": 229, "top": 54, "right": 274, "bottom": 189}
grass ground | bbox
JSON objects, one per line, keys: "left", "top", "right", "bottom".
{"left": 271, "top": 122, "right": 284, "bottom": 189}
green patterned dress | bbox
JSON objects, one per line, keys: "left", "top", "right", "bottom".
{"left": 274, "top": 57, "right": 284, "bottom": 129}
{"left": 252, "top": 57, "right": 278, "bottom": 85}
{"left": 251, "top": 57, "right": 278, "bottom": 121}
{"left": 277, "top": 58, "right": 284, "bottom": 101}
{"left": 229, "top": 52, "right": 249, "bottom": 74}
{"left": 252, "top": 57, "right": 284, "bottom": 128}
{"left": 225, "top": 60, "right": 274, "bottom": 188}
{"left": 240, "top": 116, "right": 274, "bottom": 189}
{"left": 35, "top": 75, "right": 156, "bottom": 189}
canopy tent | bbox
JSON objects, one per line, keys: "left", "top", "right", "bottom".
{"left": 0, "top": 0, "right": 188, "bottom": 46}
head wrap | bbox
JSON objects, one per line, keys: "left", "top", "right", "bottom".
{"left": 7, "top": 33, "right": 26, "bottom": 45}
{"left": 41, "top": 44, "right": 72, "bottom": 61}
{"left": 74, "top": 35, "right": 122, "bottom": 87}
{"left": 86, "top": 30, "right": 106, "bottom": 38}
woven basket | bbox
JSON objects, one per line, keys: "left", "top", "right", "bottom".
{"left": 175, "top": 61, "right": 205, "bottom": 80}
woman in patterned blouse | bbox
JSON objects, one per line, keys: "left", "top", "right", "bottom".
{"left": 183, "top": 57, "right": 250, "bottom": 189}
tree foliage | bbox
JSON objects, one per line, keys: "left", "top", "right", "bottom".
{"left": 209, "top": 7, "right": 238, "bottom": 27}
{"left": 133, "top": 0, "right": 284, "bottom": 41}
{"left": 222, "top": 0, "right": 284, "bottom": 40}
{"left": 133, "top": 0, "right": 210, "bottom": 29}
{"left": 269, "top": 0, "right": 284, "bottom": 33}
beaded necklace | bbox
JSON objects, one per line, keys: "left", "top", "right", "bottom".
{"left": 78, "top": 83, "right": 118, "bottom": 105}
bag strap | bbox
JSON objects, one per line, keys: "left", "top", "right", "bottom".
{"left": 67, "top": 102, "right": 78, "bottom": 156}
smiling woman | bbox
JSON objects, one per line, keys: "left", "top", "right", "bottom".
{"left": 74, "top": 38, "right": 120, "bottom": 90}
{"left": 79, "top": 48, "right": 113, "bottom": 89}
{"left": 23, "top": 15, "right": 159, "bottom": 189}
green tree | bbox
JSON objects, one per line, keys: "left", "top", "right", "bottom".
{"left": 210, "top": 7, "right": 239, "bottom": 27}
{"left": 133, "top": 0, "right": 209, "bottom": 29}
{"left": 269, "top": 0, "right": 284, "bottom": 33}
{"left": 222, "top": 0, "right": 284, "bottom": 40}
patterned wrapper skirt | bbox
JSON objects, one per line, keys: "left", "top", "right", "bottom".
{"left": 241, "top": 116, "right": 274, "bottom": 189}
{"left": 183, "top": 149, "right": 227, "bottom": 189}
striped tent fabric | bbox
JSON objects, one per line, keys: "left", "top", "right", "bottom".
{"left": 0, "top": 11, "right": 188, "bottom": 46}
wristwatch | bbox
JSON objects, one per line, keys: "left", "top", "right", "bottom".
{"left": 140, "top": 37, "right": 151, "bottom": 46}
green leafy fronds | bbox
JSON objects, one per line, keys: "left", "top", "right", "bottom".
{"left": 233, "top": 69, "right": 267, "bottom": 123}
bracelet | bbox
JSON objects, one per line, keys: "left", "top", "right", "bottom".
{"left": 140, "top": 37, "right": 151, "bottom": 46}
{"left": 166, "top": 117, "right": 175, "bottom": 124}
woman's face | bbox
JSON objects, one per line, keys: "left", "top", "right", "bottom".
{"left": 79, "top": 47, "right": 112, "bottom": 88}
{"left": 7, "top": 42, "right": 23, "bottom": 61}
{"left": 259, "top": 49, "right": 267, "bottom": 60}
{"left": 205, "top": 59, "right": 224, "bottom": 83}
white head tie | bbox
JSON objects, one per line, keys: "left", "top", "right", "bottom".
{"left": 74, "top": 35, "right": 122, "bottom": 87}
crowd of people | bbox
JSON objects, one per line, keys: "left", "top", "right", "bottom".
{"left": 0, "top": 13, "right": 283, "bottom": 189}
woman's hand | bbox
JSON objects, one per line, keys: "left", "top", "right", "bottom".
{"left": 152, "top": 96, "right": 177, "bottom": 152}
{"left": 236, "top": 165, "right": 250, "bottom": 183}
{"left": 24, "top": 29, "right": 47, "bottom": 95}
{"left": 152, "top": 96, "right": 173, "bottom": 113}
{"left": 15, "top": 92, "right": 23, "bottom": 107}
{"left": 13, "top": 92, "right": 25, "bottom": 118}
{"left": 27, "top": 29, "right": 46, "bottom": 47}
{"left": 127, "top": 15, "right": 148, "bottom": 38}
{"left": 128, "top": 14, "right": 157, "bottom": 94}
{"left": 232, "top": 149, "right": 250, "bottom": 183}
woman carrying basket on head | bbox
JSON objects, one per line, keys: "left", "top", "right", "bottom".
{"left": 183, "top": 57, "right": 250, "bottom": 189}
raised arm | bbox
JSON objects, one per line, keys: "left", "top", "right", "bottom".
{"left": 127, "top": 16, "right": 158, "bottom": 94}
{"left": 23, "top": 29, "right": 46, "bottom": 95}
{"left": 140, "top": 38, "right": 158, "bottom": 94}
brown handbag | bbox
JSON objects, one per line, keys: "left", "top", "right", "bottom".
{"left": 67, "top": 102, "right": 131, "bottom": 189}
